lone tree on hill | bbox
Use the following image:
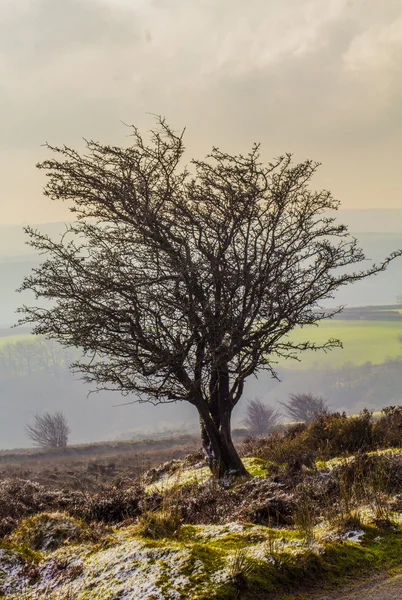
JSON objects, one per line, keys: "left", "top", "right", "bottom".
{"left": 18, "top": 119, "right": 401, "bottom": 479}
{"left": 243, "top": 399, "right": 279, "bottom": 436}
{"left": 280, "top": 393, "right": 329, "bottom": 424}
{"left": 26, "top": 411, "right": 70, "bottom": 448}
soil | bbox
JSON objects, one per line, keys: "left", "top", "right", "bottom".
{"left": 314, "top": 568, "right": 402, "bottom": 600}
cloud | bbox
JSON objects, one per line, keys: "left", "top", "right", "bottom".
{"left": 0, "top": 0, "right": 401, "bottom": 223}
{"left": 344, "top": 17, "right": 402, "bottom": 71}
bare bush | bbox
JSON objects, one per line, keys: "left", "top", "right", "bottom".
{"left": 280, "top": 393, "right": 329, "bottom": 423}
{"left": 243, "top": 399, "right": 279, "bottom": 436}
{"left": 26, "top": 411, "right": 70, "bottom": 448}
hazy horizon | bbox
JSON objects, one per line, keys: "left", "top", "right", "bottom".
{"left": 1, "top": 207, "right": 402, "bottom": 230}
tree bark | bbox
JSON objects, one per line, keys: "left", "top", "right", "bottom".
{"left": 198, "top": 405, "right": 249, "bottom": 480}
{"left": 195, "top": 358, "right": 250, "bottom": 480}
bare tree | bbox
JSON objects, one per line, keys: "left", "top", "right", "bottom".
{"left": 280, "top": 393, "right": 329, "bottom": 424}
{"left": 17, "top": 118, "right": 401, "bottom": 478}
{"left": 243, "top": 399, "right": 279, "bottom": 436}
{"left": 26, "top": 411, "right": 70, "bottom": 448}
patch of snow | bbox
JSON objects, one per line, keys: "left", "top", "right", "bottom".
{"left": 0, "top": 548, "right": 30, "bottom": 594}
{"left": 194, "top": 522, "right": 246, "bottom": 540}
{"left": 342, "top": 529, "right": 365, "bottom": 542}
{"left": 27, "top": 539, "right": 197, "bottom": 600}
{"left": 146, "top": 465, "right": 210, "bottom": 493}
{"left": 324, "top": 529, "right": 365, "bottom": 543}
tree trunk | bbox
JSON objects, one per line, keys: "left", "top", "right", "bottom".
{"left": 195, "top": 356, "right": 250, "bottom": 480}
{"left": 198, "top": 407, "right": 249, "bottom": 480}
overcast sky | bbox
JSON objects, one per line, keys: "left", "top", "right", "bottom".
{"left": 1, "top": 0, "right": 401, "bottom": 224}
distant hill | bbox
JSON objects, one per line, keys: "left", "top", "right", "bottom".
{"left": 1, "top": 210, "right": 401, "bottom": 258}
{"left": 1, "top": 211, "right": 400, "bottom": 326}
{"left": 0, "top": 222, "right": 69, "bottom": 259}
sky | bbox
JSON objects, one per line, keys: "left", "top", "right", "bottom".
{"left": 1, "top": 0, "right": 402, "bottom": 225}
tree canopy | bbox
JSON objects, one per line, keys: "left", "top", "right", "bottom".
{"left": 18, "top": 119, "right": 401, "bottom": 478}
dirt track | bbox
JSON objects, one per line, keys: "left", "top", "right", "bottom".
{"left": 315, "top": 569, "right": 402, "bottom": 600}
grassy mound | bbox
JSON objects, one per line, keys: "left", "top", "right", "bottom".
{"left": 9, "top": 512, "right": 87, "bottom": 552}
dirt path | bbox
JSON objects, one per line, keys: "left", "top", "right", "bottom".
{"left": 314, "top": 569, "right": 402, "bottom": 600}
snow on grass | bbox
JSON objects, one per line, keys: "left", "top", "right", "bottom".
{"left": 3, "top": 518, "right": 399, "bottom": 599}
{"left": 318, "top": 527, "right": 365, "bottom": 544}
{"left": 2, "top": 523, "right": 309, "bottom": 598}
{"left": 190, "top": 522, "right": 247, "bottom": 541}
{"left": 146, "top": 465, "right": 210, "bottom": 493}
{"left": 18, "top": 537, "right": 210, "bottom": 600}
{"left": 340, "top": 530, "right": 365, "bottom": 543}
{"left": 0, "top": 548, "right": 30, "bottom": 595}
{"left": 146, "top": 457, "right": 268, "bottom": 493}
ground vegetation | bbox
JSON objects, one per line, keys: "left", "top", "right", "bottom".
{"left": 0, "top": 405, "right": 401, "bottom": 598}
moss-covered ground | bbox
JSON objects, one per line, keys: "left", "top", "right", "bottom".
{"left": 316, "top": 447, "right": 402, "bottom": 470}
{"left": 1, "top": 482, "right": 401, "bottom": 599}
{"left": 1, "top": 430, "right": 402, "bottom": 599}
{"left": 1, "top": 520, "right": 401, "bottom": 599}
{"left": 146, "top": 457, "right": 268, "bottom": 492}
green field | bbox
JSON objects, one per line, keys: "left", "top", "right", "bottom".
{"left": 2, "top": 319, "right": 402, "bottom": 369}
{"left": 286, "top": 319, "right": 402, "bottom": 369}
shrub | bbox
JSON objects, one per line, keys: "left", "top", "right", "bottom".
{"left": 25, "top": 412, "right": 70, "bottom": 448}
{"left": 303, "top": 410, "right": 374, "bottom": 459}
{"left": 279, "top": 393, "right": 329, "bottom": 423}
{"left": 76, "top": 485, "right": 144, "bottom": 523}
{"left": 240, "top": 428, "right": 312, "bottom": 468}
{"left": 241, "top": 410, "right": 376, "bottom": 465}
{"left": 374, "top": 406, "right": 402, "bottom": 448}
{"left": 243, "top": 399, "right": 279, "bottom": 436}
{"left": 333, "top": 452, "right": 402, "bottom": 498}
{"left": 173, "top": 481, "right": 237, "bottom": 525}
{"left": 0, "top": 477, "right": 146, "bottom": 537}
{"left": 237, "top": 478, "right": 294, "bottom": 524}
{"left": 0, "top": 479, "right": 58, "bottom": 536}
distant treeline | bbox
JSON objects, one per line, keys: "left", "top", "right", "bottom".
{"left": 0, "top": 338, "right": 78, "bottom": 379}
{"left": 1, "top": 337, "right": 401, "bottom": 416}
{"left": 0, "top": 327, "right": 32, "bottom": 337}
{"left": 332, "top": 305, "right": 402, "bottom": 321}
{"left": 276, "top": 357, "right": 402, "bottom": 411}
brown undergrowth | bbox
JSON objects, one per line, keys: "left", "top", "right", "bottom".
{"left": 0, "top": 407, "right": 401, "bottom": 542}
{"left": 0, "top": 408, "right": 402, "bottom": 599}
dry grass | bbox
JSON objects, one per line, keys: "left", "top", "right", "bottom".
{"left": 0, "top": 435, "right": 201, "bottom": 491}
